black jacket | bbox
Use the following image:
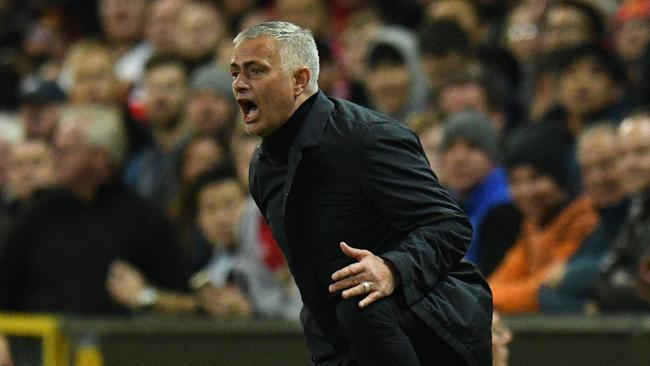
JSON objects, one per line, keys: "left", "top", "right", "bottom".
{"left": 0, "top": 184, "right": 186, "bottom": 314}
{"left": 250, "top": 92, "right": 492, "bottom": 365}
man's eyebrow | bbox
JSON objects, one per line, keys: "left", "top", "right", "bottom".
{"left": 232, "top": 60, "right": 265, "bottom": 69}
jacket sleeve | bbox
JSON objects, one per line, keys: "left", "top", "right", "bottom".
{"left": 357, "top": 121, "right": 472, "bottom": 305}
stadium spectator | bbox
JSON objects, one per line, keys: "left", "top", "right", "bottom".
{"left": 363, "top": 26, "right": 429, "bottom": 122}
{"left": 439, "top": 111, "right": 521, "bottom": 275}
{"left": 18, "top": 79, "right": 67, "bottom": 142}
{"left": 612, "top": 0, "right": 650, "bottom": 89}
{"left": 540, "top": 0, "right": 606, "bottom": 54}
{"left": 146, "top": 0, "right": 186, "bottom": 56}
{"left": 553, "top": 43, "right": 629, "bottom": 136}
{"left": 187, "top": 65, "right": 238, "bottom": 151}
{"left": 488, "top": 124, "right": 598, "bottom": 313}
{"left": 173, "top": 134, "right": 228, "bottom": 272}
{"left": 62, "top": 40, "right": 151, "bottom": 158}
{"left": 592, "top": 112, "right": 650, "bottom": 311}
{"left": 434, "top": 71, "right": 511, "bottom": 136}
{"left": 125, "top": 54, "right": 191, "bottom": 209}
{"left": 99, "top": 0, "right": 153, "bottom": 90}
{"left": 175, "top": 1, "right": 227, "bottom": 73}
{"left": 107, "top": 164, "right": 262, "bottom": 318}
{"left": 418, "top": 19, "right": 477, "bottom": 92}
{"left": 539, "top": 123, "right": 629, "bottom": 313}
{"left": 426, "top": 0, "right": 484, "bottom": 44}
{"left": 0, "top": 105, "right": 186, "bottom": 315}
{"left": 6, "top": 139, "right": 57, "bottom": 204}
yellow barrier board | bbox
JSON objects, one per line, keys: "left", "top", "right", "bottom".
{"left": 0, "top": 313, "right": 68, "bottom": 366}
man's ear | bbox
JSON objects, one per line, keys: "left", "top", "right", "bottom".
{"left": 293, "top": 66, "right": 311, "bottom": 96}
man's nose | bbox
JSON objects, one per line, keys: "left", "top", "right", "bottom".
{"left": 232, "top": 74, "right": 249, "bottom": 92}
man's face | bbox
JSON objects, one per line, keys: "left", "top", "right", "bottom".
{"left": 8, "top": 141, "right": 56, "bottom": 199}
{"left": 21, "top": 103, "right": 62, "bottom": 141}
{"left": 428, "top": 0, "right": 480, "bottom": 40}
{"left": 70, "top": 51, "right": 117, "bottom": 105}
{"left": 198, "top": 179, "right": 244, "bottom": 248}
{"left": 181, "top": 137, "right": 224, "bottom": 184}
{"left": 176, "top": 5, "right": 224, "bottom": 60}
{"left": 146, "top": 0, "right": 183, "bottom": 53}
{"left": 100, "top": 0, "right": 147, "bottom": 43}
{"left": 144, "top": 64, "right": 188, "bottom": 129}
{"left": 577, "top": 130, "right": 623, "bottom": 208}
{"left": 230, "top": 36, "right": 299, "bottom": 137}
{"left": 366, "top": 63, "right": 409, "bottom": 117}
{"left": 187, "top": 91, "right": 235, "bottom": 137}
{"left": 422, "top": 52, "right": 465, "bottom": 90}
{"left": 618, "top": 117, "right": 650, "bottom": 194}
{"left": 558, "top": 57, "right": 618, "bottom": 119}
{"left": 543, "top": 6, "right": 593, "bottom": 52}
{"left": 441, "top": 140, "right": 494, "bottom": 195}
{"left": 54, "top": 123, "right": 96, "bottom": 190}
{"left": 509, "top": 165, "right": 567, "bottom": 224}
{"left": 615, "top": 20, "right": 650, "bottom": 63}
{"left": 438, "top": 83, "right": 489, "bottom": 116}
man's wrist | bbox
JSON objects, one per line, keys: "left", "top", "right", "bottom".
{"left": 381, "top": 257, "right": 400, "bottom": 287}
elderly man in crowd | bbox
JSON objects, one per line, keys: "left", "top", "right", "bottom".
{"left": 593, "top": 112, "right": 650, "bottom": 311}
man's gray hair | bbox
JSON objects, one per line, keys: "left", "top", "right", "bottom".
{"left": 59, "top": 105, "right": 127, "bottom": 167}
{"left": 234, "top": 21, "right": 320, "bottom": 94}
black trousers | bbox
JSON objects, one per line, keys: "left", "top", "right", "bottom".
{"left": 302, "top": 296, "right": 466, "bottom": 366}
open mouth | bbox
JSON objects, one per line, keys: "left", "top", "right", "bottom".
{"left": 237, "top": 98, "right": 259, "bottom": 123}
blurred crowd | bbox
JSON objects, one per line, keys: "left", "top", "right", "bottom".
{"left": 0, "top": 0, "right": 649, "bottom": 357}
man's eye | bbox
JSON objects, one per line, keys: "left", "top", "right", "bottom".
{"left": 251, "top": 67, "right": 263, "bottom": 74}
{"left": 230, "top": 72, "right": 239, "bottom": 79}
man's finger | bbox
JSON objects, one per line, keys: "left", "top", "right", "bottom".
{"left": 331, "top": 262, "right": 364, "bottom": 281}
{"left": 342, "top": 282, "right": 373, "bottom": 299}
{"left": 359, "top": 291, "right": 383, "bottom": 308}
{"left": 340, "top": 242, "right": 369, "bottom": 260}
{"left": 329, "top": 274, "right": 363, "bottom": 293}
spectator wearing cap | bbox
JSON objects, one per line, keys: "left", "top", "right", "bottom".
{"left": 488, "top": 124, "right": 598, "bottom": 313}
{"left": 186, "top": 65, "right": 238, "bottom": 154}
{"left": 439, "top": 111, "right": 521, "bottom": 276}
{"left": 19, "top": 79, "right": 67, "bottom": 142}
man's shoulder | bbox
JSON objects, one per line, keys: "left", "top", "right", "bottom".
{"left": 325, "top": 96, "right": 417, "bottom": 141}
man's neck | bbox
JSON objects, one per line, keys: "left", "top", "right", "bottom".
{"left": 262, "top": 91, "right": 319, "bottom": 162}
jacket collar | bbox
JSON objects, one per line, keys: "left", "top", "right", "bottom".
{"left": 291, "top": 90, "right": 334, "bottom": 150}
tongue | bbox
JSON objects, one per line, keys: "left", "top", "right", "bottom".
{"left": 244, "top": 106, "right": 259, "bottom": 123}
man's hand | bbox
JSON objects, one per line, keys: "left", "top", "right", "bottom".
{"left": 329, "top": 242, "right": 398, "bottom": 308}
{"left": 106, "top": 260, "right": 148, "bottom": 308}
{"left": 0, "top": 335, "right": 14, "bottom": 366}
